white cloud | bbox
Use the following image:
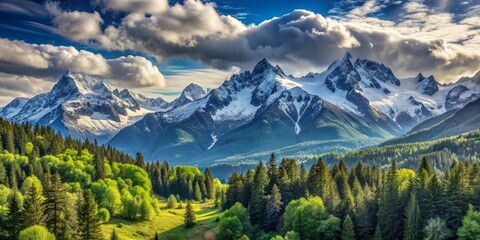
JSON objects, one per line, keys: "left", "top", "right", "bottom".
{"left": 46, "top": 2, "right": 104, "bottom": 42}
{"left": 107, "top": 56, "right": 166, "bottom": 88}
{"left": 0, "top": 38, "right": 165, "bottom": 89}
{"left": 93, "top": 0, "right": 168, "bottom": 14}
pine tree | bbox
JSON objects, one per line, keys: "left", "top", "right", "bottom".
{"left": 378, "top": 160, "right": 404, "bottom": 240}
{"left": 266, "top": 153, "right": 278, "bottom": 193}
{"left": 5, "top": 189, "right": 22, "bottom": 240}
{"left": 266, "top": 184, "right": 283, "bottom": 231}
{"left": 154, "top": 231, "right": 159, "bottom": 240}
{"left": 0, "top": 161, "right": 6, "bottom": 185}
{"left": 44, "top": 173, "right": 66, "bottom": 239}
{"left": 22, "top": 184, "right": 46, "bottom": 228}
{"left": 404, "top": 193, "right": 420, "bottom": 240}
{"left": 184, "top": 201, "right": 196, "bottom": 228}
{"left": 204, "top": 168, "right": 213, "bottom": 199}
{"left": 373, "top": 224, "right": 382, "bottom": 240}
{"left": 194, "top": 182, "right": 202, "bottom": 201}
{"left": 94, "top": 154, "right": 106, "bottom": 180}
{"left": 135, "top": 152, "right": 146, "bottom": 169}
{"left": 78, "top": 189, "right": 104, "bottom": 240}
{"left": 250, "top": 162, "right": 268, "bottom": 228}
{"left": 110, "top": 229, "right": 119, "bottom": 240}
{"left": 342, "top": 214, "right": 355, "bottom": 240}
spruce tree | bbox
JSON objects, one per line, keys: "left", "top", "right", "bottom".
{"left": 204, "top": 168, "right": 213, "bottom": 199}
{"left": 342, "top": 214, "right": 355, "bottom": 240}
{"left": 6, "top": 189, "right": 22, "bottom": 240}
{"left": 404, "top": 193, "right": 420, "bottom": 240}
{"left": 266, "top": 153, "right": 278, "bottom": 193}
{"left": 0, "top": 161, "right": 6, "bottom": 185}
{"left": 44, "top": 173, "right": 66, "bottom": 239}
{"left": 373, "top": 224, "right": 382, "bottom": 240}
{"left": 94, "top": 154, "right": 106, "bottom": 180}
{"left": 22, "top": 184, "right": 46, "bottom": 228}
{"left": 194, "top": 182, "right": 202, "bottom": 201}
{"left": 78, "top": 189, "right": 103, "bottom": 240}
{"left": 154, "top": 231, "right": 159, "bottom": 240}
{"left": 378, "top": 160, "right": 403, "bottom": 240}
{"left": 135, "top": 152, "right": 146, "bottom": 169}
{"left": 250, "top": 162, "right": 268, "bottom": 228}
{"left": 111, "top": 229, "right": 119, "bottom": 240}
{"left": 266, "top": 184, "right": 283, "bottom": 231}
{"left": 184, "top": 201, "right": 196, "bottom": 228}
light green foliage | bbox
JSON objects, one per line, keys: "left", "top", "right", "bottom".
{"left": 283, "top": 196, "right": 340, "bottom": 240}
{"left": 167, "top": 194, "right": 178, "bottom": 209}
{"left": 98, "top": 208, "right": 111, "bottom": 223}
{"left": 115, "top": 163, "right": 152, "bottom": 192}
{"left": 20, "top": 175, "right": 43, "bottom": 196}
{"left": 239, "top": 235, "right": 250, "bottom": 240}
{"left": 458, "top": 206, "right": 480, "bottom": 240}
{"left": 424, "top": 217, "right": 451, "bottom": 240}
{"left": 92, "top": 179, "right": 122, "bottom": 216}
{"left": 223, "top": 202, "right": 252, "bottom": 234}
{"left": 18, "top": 225, "right": 55, "bottom": 240}
{"left": 0, "top": 184, "right": 12, "bottom": 206}
{"left": 217, "top": 216, "right": 243, "bottom": 240}
{"left": 271, "top": 236, "right": 284, "bottom": 240}
{"left": 284, "top": 231, "right": 300, "bottom": 240}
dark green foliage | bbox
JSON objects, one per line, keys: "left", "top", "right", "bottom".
{"left": 266, "top": 184, "right": 282, "bottom": 231}
{"left": 5, "top": 189, "right": 22, "bottom": 240}
{"left": 78, "top": 189, "right": 103, "bottom": 240}
{"left": 111, "top": 229, "right": 120, "bottom": 240}
{"left": 184, "top": 201, "right": 196, "bottom": 228}
{"left": 22, "top": 183, "right": 46, "bottom": 228}
{"left": 342, "top": 214, "right": 355, "bottom": 240}
{"left": 44, "top": 173, "right": 66, "bottom": 239}
{"left": 377, "top": 160, "right": 405, "bottom": 240}
{"left": 403, "top": 193, "right": 420, "bottom": 240}
{"left": 249, "top": 162, "right": 268, "bottom": 228}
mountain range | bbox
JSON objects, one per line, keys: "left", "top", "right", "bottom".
{"left": 1, "top": 53, "right": 479, "bottom": 166}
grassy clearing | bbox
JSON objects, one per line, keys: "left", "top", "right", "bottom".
{"left": 101, "top": 201, "right": 222, "bottom": 240}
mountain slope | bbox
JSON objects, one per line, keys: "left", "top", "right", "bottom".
{"left": 109, "top": 59, "right": 400, "bottom": 165}
{"left": 383, "top": 97, "right": 480, "bottom": 145}
{"left": 0, "top": 72, "right": 206, "bottom": 143}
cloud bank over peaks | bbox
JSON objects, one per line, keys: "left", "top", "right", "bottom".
{"left": 44, "top": 0, "right": 480, "bottom": 83}
{"left": 0, "top": 38, "right": 166, "bottom": 103}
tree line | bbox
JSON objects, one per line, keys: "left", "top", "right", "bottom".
{"left": 218, "top": 154, "right": 480, "bottom": 240}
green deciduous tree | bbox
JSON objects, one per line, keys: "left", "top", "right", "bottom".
{"left": 217, "top": 216, "right": 243, "bottom": 240}
{"left": 18, "top": 225, "right": 55, "bottom": 240}
{"left": 283, "top": 196, "right": 340, "bottom": 240}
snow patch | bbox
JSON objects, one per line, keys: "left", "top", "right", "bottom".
{"left": 208, "top": 133, "right": 217, "bottom": 150}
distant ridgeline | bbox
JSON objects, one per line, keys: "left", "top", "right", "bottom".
{"left": 0, "top": 118, "right": 222, "bottom": 239}
{"left": 319, "top": 129, "right": 480, "bottom": 171}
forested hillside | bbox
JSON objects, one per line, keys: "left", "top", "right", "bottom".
{"left": 0, "top": 119, "right": 223, "bottom": 240}
{"left": 319, "top": 130, "right": 480, "bottom": 171}
{"left": 220, "top": 155, "right": 480, "bottom": 240}
{"left": 2, "top": 117, "right": 480, "bottom": 240}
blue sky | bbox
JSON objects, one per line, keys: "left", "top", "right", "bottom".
{"left": 0, "top": 0, "right": 479, "bottom": 104}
